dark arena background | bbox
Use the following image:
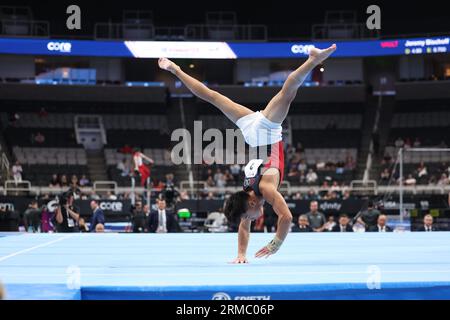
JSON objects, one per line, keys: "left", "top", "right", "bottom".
{"left": 0, "top": 0, "right": 449, "bottom": 301}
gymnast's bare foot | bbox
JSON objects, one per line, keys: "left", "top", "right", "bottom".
{"left": 308, "top": 44, "right": 337, "bottom": 65}
{"left": 158, "top": 57, "right": 179, "bottom": 74}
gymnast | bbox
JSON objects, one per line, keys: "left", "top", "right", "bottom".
{"left": 158, "top": 44, "right": 336, "bottom": 262}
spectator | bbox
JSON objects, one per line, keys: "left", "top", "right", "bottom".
{"left": 357, "top": 200, "right": 380, "bottom": 231}
{"left": 149, "top": 198, "right": 179, "bottom": 233}
{"left": 38, "top": 107, "right": 48, "bottom": 118}
{"left": 306, "top": 201, "right": 326, "bottom": 232}
{"left": 49, "top": 174, "right": 60, "bottom": 188}
{"left": 297, "top": 159, "right": 307, "bottom": 172}
{"left": 331, "top": 214, "right": 353, "bottom": 232}
{"left": 229, "top": 164, "right": 241, "bottom": 183}
{"left": 89, "top": 200, "right": 105, "bottom": 232}
{"left": 54, "top": 194, "right": 80, "bottom": 233}
{"left": 413, "top": 137, "right": 421, "bottom": 148}
{"left": 394, "top": 137, "right": 404, "bottom": 148}
{"left": 12, "top": 161, "right": 23, "bottom": 185}
{"left": 292, "top": 214, "right": 313, "bottom": 232}
{"left": 95, "top": 223, "right": 105, "bottom": 233}
{"left": 405, "top": 174, "right": 417, "bottom": 186}
{"left": 306, "top": 168, "right": 318, "bottom": 184}
{"left": 368, "top": 214, "right": 393, "bottom": 232}
{"left": 344, "top": 156, "right": 356, "bottom": 170}
{"left": 23, "top": 200, "right": 41, "bottom": 233}
{"left": 323, "top": 215, "right": 336, "bottom": 231}
{"left": 70, "top": 175, "right": 79, "bottom": 187}
{"left": 223, "top": 169, "right": 234, "bottom": 186}
{"left": 40, "top": 203, "right": 54, "bottom": 233}
{"left": 438, "top": 173, "right": 449, "bottom": 186}
{"left": 214, "top": 169, "right": 225, "bottom": 187}
{"left": 416, "top": 214, "right": 439, "bottom": 232}
{"left": 79, "top": 174, "right": 90, "bottom": 187}
{"left": 117, "top": 159, "right": 129, "bottom": 177}
{"left": 34, "top": 132, "right": 45, "bottom": 144}
{"left": 342, "top": 190, "right": 351, "bottom": 200}
{"left": 131, "top": 201, "right": 147, "bottom": 233}
{"left": 119, "top": 144, "right": 134, "bottom": 154}
{"left": 60, "top": 175, "right": 68, "bottom": 187}
{"left": 106, "top": 191, "right": 117, "bottom": 200}
{"left": 380, "top": 168, "right": 390, "bottom": 183}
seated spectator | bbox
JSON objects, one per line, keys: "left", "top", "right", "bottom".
{"left": 34, "top": 132, "right": 45, "bottom": 144}
{"left": 306, "top": 169, "right": 318, "bottom": 184}
{"left": 324, "top": 215, "right": 336, "bottom": 231}
{"left": 394, "top": 137, "right": 404, "bottom": 148}
{"left": 368, "top": 214, "right": 393, "bottom": 232}
{"left": 438, "top": 173, "right": 449, "bottom": 186}
{"left": 95, "top": 223, "right": 105, "bottom": 233}
{"left": 224, "top": 169, "right": 234, "bottom": 186}
{"left": 229, "top": 164, "right": 241, "bottom": 183}
{"left": 292, "top": 192, "right": 302, "bottom": 200}
{"left": 297, "top": 159, "right": 307, "bottom": 172}
{"left": 306, "top": 201, "right": 326, "bottom": 232}
{"left": 342, "top": 190, "right": 351, "bottom": 200}
{"left": 149, "top": 198, "right": 179, "bottom": 233}
{"left": 60, "top": 175, "right": 68, "bottom": 187}
{"left": 416, "top": 214, "right": 439, "bottom": 232}
{"left": 70, "top": 175, "right": 79, "bottom": 187}
{"left": 38, "top": 107, "right": 48, "bottom": 118}
{"left": 405, "top": 174, "right": 417, "bottom": 186}
{"left": 117, "top": 159, "right": 129, "bottom": 177}
{"left": 331, "top": 214, "right": 353, "bottom": 232}
{"left": 119, "top": 144, "right": 134, "bottom": 154}
{"left": 12, "top": 161, "right": 23, "bottom": 185}
{"left": 330, "top": 181, "right": 341, "bottom": 192}
{"left": 413, "top": 137, "right": 421, "bottom": 148}
{"left": 49, "top": 174, "right": 60, "bottom": 188}
{"left": 417, "top": 162, "right": 428, "bottom": 179}
{"left": 344, "top": 156, "right": 356, "bottom": 170}
{"left": 179, "top": 190, "right": 190, "bottom": 201}
{"left": 152, "top": 179, "right": 165, "bottom": 191}
{"left": 292, "top": 214, "right": 313, "bottom": 232}
{"left": 287, "top": 167, "right": 299, "bottom": 178}
{"left": 106, "top": 191, "right": 117, "bottom": 200}
{"left": 380, "top": 168, "right": 390, "bottom": 182}
{"left": 214, "top": 169, "right": 226, "bottom": 188}
{"left": 79, "top": 175, "right": 90, "bottom": 187}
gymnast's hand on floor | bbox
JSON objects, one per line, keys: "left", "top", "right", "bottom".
{"left": 255, "top": 246, "right": 273, "bottom": 259}
{"left": 158, "top": 57, "right": 178, "bottom": 73}
{"left": 230, "top": 256, "right": 248, "bottom": 264}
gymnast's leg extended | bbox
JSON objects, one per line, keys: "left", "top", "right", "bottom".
{"left": 261, "top": 44, "right": 337, "bottom": 124}
{"left": 158, "top": 57, "right": 253, "bottom": 123}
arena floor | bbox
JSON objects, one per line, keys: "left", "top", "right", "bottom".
{"left": 1, "top": 232, "right": 450, "bottom": 300}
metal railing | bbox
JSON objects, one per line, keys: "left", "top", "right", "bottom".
{"left": 0, "top": 19, "right": 49, "bottom": 37}
{"left": 312, "top": 23, "right": 380, "bottom": 40}
{"left": 94, "top": 22, "right": 155, "bottom": 40}
{"left": 4, "top": 180, "right": 31, "bottom": 195}
{"left": 184, "top": 24, "right": 267, "bottom": 41}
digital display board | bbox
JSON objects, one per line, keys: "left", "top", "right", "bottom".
{"left": 0, "top": 36, "right": 448, "bottom": 59}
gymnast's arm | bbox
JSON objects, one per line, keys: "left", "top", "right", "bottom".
{"left": 255, "top": 170, "right": 293, "bottom": 258}
{"left": 232, "top": 218, "right": 251, "bottom": 264}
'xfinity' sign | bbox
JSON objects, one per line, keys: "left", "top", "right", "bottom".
{"left": 291, "top": 44, "right": 315, "bottom": 55}
{"left": 47, "top": 41, "right": 72, "bottom": 53}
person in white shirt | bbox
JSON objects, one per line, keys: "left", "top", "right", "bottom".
{"left": 306, "top": 168, "right": 318, "bottom": 184}
{"left": 12, "top": 161, "right": 23, "bottom": 185}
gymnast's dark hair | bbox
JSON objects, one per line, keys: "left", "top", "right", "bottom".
{"left": 224, "top": 191, "right": 250, "bottom": 223}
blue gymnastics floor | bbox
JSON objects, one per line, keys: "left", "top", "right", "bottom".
{"left": 1, "top": 232, "right": 450, "bottom": 300}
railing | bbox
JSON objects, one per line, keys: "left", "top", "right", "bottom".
{"left": 94, "top": 22, "right": 155, "bottom": 40}
{"left": 4, "top": 180, "right": 31, "bottom": 195}
{"left": 0, "top": 19, "right": 49, "bottom": 37}
{"left": 93, "top": 181, "right": 117, "bottom": 194}
{"left": 311, "top": 23, "right": 380, "bottom": 40}
{"left": 184, "top": 24, "right": 267, "bottom": 41}
{"left": 0, "top": 179, "right": 448, "bottom": 197}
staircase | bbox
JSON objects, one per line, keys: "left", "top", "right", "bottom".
{"left": 86, "top": 150, "right": 109, "bottom": 183}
